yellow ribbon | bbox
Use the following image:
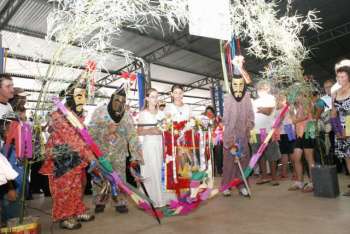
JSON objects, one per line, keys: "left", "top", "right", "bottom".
{"left": 346, "top": 116, "right": 350, "bottom": 137}
{"left": 249, "top": 129, "right": 258, "bottom": 144}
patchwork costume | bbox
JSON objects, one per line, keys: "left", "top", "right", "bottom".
{"left": 89, "top": 88, "right": 142, "bottom": 213}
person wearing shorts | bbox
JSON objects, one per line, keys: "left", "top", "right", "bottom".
{"left": 252, "top": 81, "right": 281, "bottom": 186}
{"left": 276, "top": 93, "right": 295, "bottom": 179}
{"left": 288, "top": 93, "right": 318, "bottom": 193}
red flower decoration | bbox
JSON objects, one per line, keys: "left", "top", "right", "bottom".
{"left": 86, "top": 60, "right": 96, "bottom": 72}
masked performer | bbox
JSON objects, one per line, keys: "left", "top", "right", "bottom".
{"left": 40, "top": 80, "right": 95, "bottom": 230}
{"left": 89, "top": 87, "right": 143, "bottom": 214}
{"left": 221, "top": 57, "right": 254, "bottom": 197}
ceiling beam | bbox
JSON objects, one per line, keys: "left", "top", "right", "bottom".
{"left": 151, "top": 78, "right": 210, "bottom": 91}
{"left": 126, "top": 29, "right": 260, "bottom": 75}
{"left": 0, "top": 0, "right": 26, "bottom": 30}
{"left": 306, "top": 21, "right": 350, "bottom": 48}
{"left": 6, "top": 52, "right": 115, "bottom": 74}
{"left": 3, "top": 26, "right": 224, "bottom": 83}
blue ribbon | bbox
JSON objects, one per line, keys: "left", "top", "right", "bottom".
{"left": 0, "top": 48, "right": 4, "bottom": 74}
{"left": 284, "top": 124, "right": 296, "bottom": 141}
{"left": 137, "top": 72, "right": 144, "bottom": 110}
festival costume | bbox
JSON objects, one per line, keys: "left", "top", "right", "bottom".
{"left": 221, "top": 94, "right": 254, "bottom": 189}
{"left": 220, "top": 50, "right": 254, "bottom": 191}
{"left": 89, "top": 106, "right": 142, "bottom": 208}
{"left": 40, "top": 81, "right": 94, "bottom": 227}
{"left": 40, "top": 111, "right": 95, "bottom": 221}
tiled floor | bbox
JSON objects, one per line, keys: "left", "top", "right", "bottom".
{"left": 25, "top": 175, "right": 350, "bottom": 234}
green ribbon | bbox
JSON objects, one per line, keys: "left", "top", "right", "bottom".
{"left": 98, "top": 156, "right": 113, "bottom": 173}
{"left": 305, "top": 121, "right": 316, "bottom": 139}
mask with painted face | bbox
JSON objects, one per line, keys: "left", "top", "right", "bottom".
{"left": 230, "top": 76, "right": 246, "bottom": 102}
{"left": 108, "top": 87, "right": 126, "bottom": 123}
{"left": 65, "top": 82, "right": 87, "bottom": 117}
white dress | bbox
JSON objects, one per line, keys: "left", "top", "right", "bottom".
{"left": 163, "top": 103, "right": 192, "bottom": 122}
{"left": 138, "top": 110, "right": 175, "bottom": 207}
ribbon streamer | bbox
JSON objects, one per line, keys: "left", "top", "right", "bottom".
{"left": 345, "top": 116, "right": 350, "bottom": 137}
{"left": 330, "top": 117, "right": 343, "bottom": 135}
{"left": 284, "top": 124, "right": 296, "bottom": 141}
{"left": 249, "top": 129, "right": 258, "bottom": 144}
{"left": 259, "top": 128, "right": 267, "bottom": 143}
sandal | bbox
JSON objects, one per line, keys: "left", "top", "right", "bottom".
{"left": 302, "top": 183, "right": 313, "bottom": 193}
{"left": 288, "top": 182, "right": 302, "bottom": 191}
{"left": 77, "top": 213, "right": 95, "bottom": 222}
{"left": 270, "top": 180, "right": 280, "bottom": 186}
{"left": 59, "top": 218, "right": 81, "bottom": 230}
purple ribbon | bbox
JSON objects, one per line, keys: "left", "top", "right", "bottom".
{"left": 330, "top": 117, "right": 343, "bottom": 135}
{"left": 18, "top": 123, "right": 32, "bottom": 159}
{"left": 259, "top": 128, "right": 267, "bottom": 142}
{"left": 52, "top": 97, "right": 68, "bottom": 115}
{"left": 284, "top": 124, "right": 296, "bottom": 141}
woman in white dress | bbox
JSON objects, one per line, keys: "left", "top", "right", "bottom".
{"left": 138, "top": 88, "right": 174, "bottom": 207}
{"left": 164, "top": 85, "right": 192, "bottom": 121}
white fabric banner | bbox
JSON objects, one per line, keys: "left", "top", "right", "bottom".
{"left": 189, "top": 0, "right": 232, "bottom": 40}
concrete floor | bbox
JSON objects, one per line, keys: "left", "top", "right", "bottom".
{"left": 26, "top": 175, "right": 350, "bottom": 234}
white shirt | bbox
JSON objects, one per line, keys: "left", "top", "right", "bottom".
{"left": 253, "top": 94, "right": 276, "bottom": 131}
{"left": 0, "top": 152, "right": 18, "bottom": 186}
{"left": 0, "top": 102, "right": 14, "bottom": 119}
{"left": 321, "top": 95, "right": 332, "bottom": 111}
{"left": 164, "top": 103, "right": 192, "bottom": 122}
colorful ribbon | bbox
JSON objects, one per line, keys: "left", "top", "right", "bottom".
{"left": 346, "top": 116, "right": 350, "bottom": 137}
{"left": 52, "top": 97, "right": 155, "bottom": 216}
{"left": 249, "top": 129, "right": 258, "bottom": 144}
{"left": 244, "top": 104, "right": 289, "bottom": 178}
{"left": 305, "top": 121, "right": 316, "bottom": 139}
{"left": 330, "top": 117, "right": 343, "bottom": 135}
{"left": 284, "top": 124, "right": 296, "bottom": 141}
{"left": 259, "top": 128, "right": 267, "bottom": 142}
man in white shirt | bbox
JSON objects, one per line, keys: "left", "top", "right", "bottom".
{"left": 252, "top": 81, "right": 281, "bottom": 186}
{"left": 0, "top": 75, "right": 14, "bottom": 119}
{"left": 0, "top": 74, "right": 15, "bottom": 225}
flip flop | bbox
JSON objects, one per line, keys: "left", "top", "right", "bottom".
{"left": 270, "top": 181, "right": 280, "bottom": 186}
